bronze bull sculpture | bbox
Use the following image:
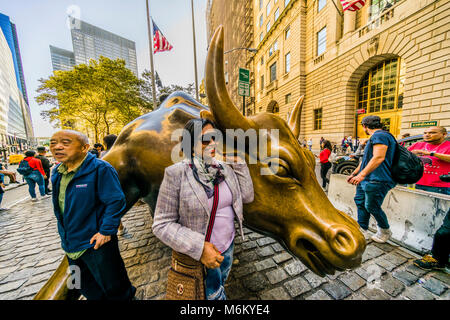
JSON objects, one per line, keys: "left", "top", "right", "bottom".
{"left": 34, "top": 26, "right": 365, "bottom": 300}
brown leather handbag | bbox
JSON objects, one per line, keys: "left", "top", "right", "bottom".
{"left": 165, "top": 184, "right": 220, "bottom": 300}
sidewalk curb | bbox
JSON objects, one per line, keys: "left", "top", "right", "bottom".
{"left": 4, "top": 182, "right": 27, "bottom": 192}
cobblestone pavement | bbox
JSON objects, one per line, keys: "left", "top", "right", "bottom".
{"left": 0, "top": 197, "right": 449, "bottom": 300}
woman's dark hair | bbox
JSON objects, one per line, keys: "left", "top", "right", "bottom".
{"left": 322, "top": 140, "right": 332, "bottom": 151}
{"left": 181, "top": 118, "right": 217, "bottom": 160}
{"left": 25, "top": 150, "right": 36, "bottom": 157}
{"left": 93, "top": 143, "right": 104, "bottom": 150}
{"left": 103, "top": 134, "right": 117, "bottom": 150}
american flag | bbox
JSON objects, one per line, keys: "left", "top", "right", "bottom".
{"left": 340, "top": 0, "right": 366, "bottom": 11}
{"left": 153, "top": 20, "right": 173, "bottom": 54}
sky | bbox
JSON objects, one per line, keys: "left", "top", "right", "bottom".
{"left": 0, "top": 0, "right": 208, "bottom": 137}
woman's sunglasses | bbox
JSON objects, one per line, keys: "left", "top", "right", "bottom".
{"left": 201, "top": 134, "right": 216, "bottom": 146}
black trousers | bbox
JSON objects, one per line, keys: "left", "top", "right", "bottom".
{"left": 44, "top": 170, "right": 51, "bottom": 193}
{"left": 67, "top": 235, "right": 136, "bottom": 300}
{"left": 320, "top": 162, "right": 332, "bottom": 188}
{"left": 431, "top": 209, "right": 450, "bottom": 265}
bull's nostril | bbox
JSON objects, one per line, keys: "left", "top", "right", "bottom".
{"left": 327, "top": 226, "right": 358, "bottom": 258}
{"left": 297, "top": 239, "right": 318, "bottom": 252}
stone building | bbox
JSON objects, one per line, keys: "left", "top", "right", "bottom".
{"left": 207, "top": 0, "right": 450, "bottom": 147}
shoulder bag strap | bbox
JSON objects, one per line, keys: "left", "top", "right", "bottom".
{"left": 205, "top": 184, "right": 219, "bottom": 242}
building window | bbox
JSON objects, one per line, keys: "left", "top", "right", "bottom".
{"left": 267, "top": 21, "right": 271, "bottom": 33}
{"left": 267, "top": 1, "right": 271, "bottom": 16}
{"left": 318, "top": 0, "right": 326, "bottom": 12}
{"left": 261, "top": 56, "right": 264, "bottom": 65}
{"left": 317, "top": 26, "right": 326, "bottom": 56}
{"left": 285, "top": 52, "right": 291, "bottom": 73}
{"left": 274, "top": 40, "right": 278, "bottom": 51}
{"left": 285, "top": 0, "right": 291, "bottom": 7}
{"left": 285, "top": 26, "right": 290, "bottom": 39}
{"left": 274, "top": 8, "right": 280, "bottom": 21}
{"left": 261, "top": 75, "right": 265, "bottom": 90}
{"left": 260, "top": 14, "right": 263, "bottom": 27}
{"left": 314, "top": 108, "right": 322, "bottom": 130}
{"left": 285, "top": 93, "right": 291, "bottom": 104}
{"left": 269, "top": 46, "right": 273, "bottom": 56}
{"left": 260, "top": 32, "right": 264, "bottom": 43}
{"left": 260, "top": 0, "right": 263, "bottom": 10}
{"left": 357, "top": 58, "right": 405, "bottom": 113}
{"left": 370, "top": 0, "right": 398, "bottom": 20}
{"left": 270, "top": 62, "right": 277, "bottom": 82}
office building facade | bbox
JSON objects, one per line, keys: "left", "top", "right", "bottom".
{"left": 50, "top": 45, "right": 76, "bottom": 71}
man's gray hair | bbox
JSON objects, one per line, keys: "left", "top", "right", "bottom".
{"left": 58, "top": 130, "right": 89, "bottom": 145}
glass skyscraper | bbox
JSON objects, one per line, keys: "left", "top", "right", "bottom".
{"left": 70, "top": 18, "right": 138, "bottom": 75}
{"left": 49, "top": 45, "right": 76, "bottom": 71}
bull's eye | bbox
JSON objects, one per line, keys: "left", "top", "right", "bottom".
{"left": 268, "top": 159, "right": 290, "bottom": 177}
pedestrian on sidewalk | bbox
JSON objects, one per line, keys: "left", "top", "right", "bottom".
{"left": 316, "top": 140, "right": 332, "bottom": 190}
{"left": 0, "top": 162, "right": 19, "bottom": 184}
{"left": 307, "top": 138, "right": 313, "bottom": 151}
{"left": 152, "top": 119, "right": 254, "bottom": 300}
{"left": 407, "top": 126, "right": 450, "bottom": 195}
{"left": 19, "top": 150, "right": 49, "bottom": 202}
{"left": 347, "top": 116, "right": 397, "bottom": 243}
{"left": 35, "top": 146, "right": 53, "bottom": 195}
{"left": 0, "top": 173, "right": 7, "bottom": 211}
{"left": 50, "top": 130, "right": 135, "bottom": 300}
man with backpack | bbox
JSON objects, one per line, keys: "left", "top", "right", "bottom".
{"left": 18, "top": 150, "right": 50, "bottom": 202}
{"left": 347, "top": 116, "right": 397, "bottom": 243}
{"left": 35, "top": 146, "right": 53, "bottom": 195}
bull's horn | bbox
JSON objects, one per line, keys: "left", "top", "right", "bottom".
{"left": 287, "top": 95, "right": 304, "bottom": 139}
{"left": 205, "top": 26, "right": 251, "bottom": 131}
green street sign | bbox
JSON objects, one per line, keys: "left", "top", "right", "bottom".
{"left": 411, "top": 121, "right": 438, "bottom": 128}
{"left": 238, "top": 68, "right": 250, "bottom": 96}
{"left": 239, "top": 68, "right": 250, "bottom": 83}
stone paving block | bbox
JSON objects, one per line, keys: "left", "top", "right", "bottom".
{"left": 405, "top": 264, "right": 429, "bottom": 277}
{"left": 430, "top": 272, "right": 450, "bottom": 286}
{"left": 271, "top": 243, "right": 284, "bottom": 253}
{"left": 361, "top": 245, "right": 385, "bottom": 263}
{"left": 2, "top": 268, "right": 34, "bottom": 283}
{"left": 338, "top": 272, "right": 366, "bottom": 291}
{"left": 266, "top": 268, "right": 289, "bottom": 284}
{"left": 344, "top": 292, "right": 368, "bottom": 300}
{"left": 394, "top": 248, "right": 418, "bottom": 260}
{"left": 249, "top": 233, "right": 265, "bottom": 240}
{"left": 225, "top": 281, "right": 247, "bottom": 300}
{"left": 392, "top": 270, "right": 419, "bottom": 286}
{"left": 233, "top": 263, "right": 257, "bottom": 277}
{"left": 242, "top": 273, "right": 269, "bottom": 292}
{"left": 375, "top": 256, "right": 398, "bottom": 271}
{"left": 322, "top": 281, "right": 352, "bottom": 300}
{"left": 273, "top": 252, "right": 292, "bottom": 264}
{"left": 257, "top": 246, "right": 275, "bottom": 257}
{"left": 303, "top": 270, "right": 328, "bottom": 288}
{"left": 283, "top": 277, "right": 312, "bottom": 298}
{"left": 384, "top": 252, "right": 408, "bottom": 267}
{"left": 255, "top": 258, "right": 277, "bottom": 272}
{"left": 379, "top": 275, "right": 405, "bottom": 297}
{"left": 305, "top": 289, "right": 332, "bottom": 300}
{"left": 420, "top": 278, "right": 447, "bottom": 296}
{"left": 372, "top": 242, "right": 396, "bottom": 253}
{"left": 241, "top": 240, "right": 258, "bottom": 251}
{"left": 0, "top": 279, "right": 27, "bottom": 294}
{"left": 284, "top": 261, "right": 307, "bottom": 277}
{"left": 260, "top": 286, "right": 291, "bottom": 300}
{"left": 326, "top": 270, "right": 344, "bottom": 280}
{"left": 256, "top": 237, "right": 276, "bottom": 246}
{"left": 403, "top": 284, "right": 436, "bottom": 300}
{"left": 361, "top": 287, "right": 392, "bottom": 300}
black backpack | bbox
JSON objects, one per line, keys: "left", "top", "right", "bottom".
{"left": 386, "top": 133, "right": 424, "bottom": 184}
{"left": 17, "top": 159, "right": 34, "bottom": 176}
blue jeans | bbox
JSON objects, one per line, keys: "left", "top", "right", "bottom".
{"left": 205, "top": 241, "right": 234, "bottom": 300}
{"left": 25, "top": 171, "right": 46, "bottom": 198}
{"left": 415, "top": 185, "right": 450, "bottom": 195}
{"left": 354, "top": 180, "right": 395, "bottom": 230}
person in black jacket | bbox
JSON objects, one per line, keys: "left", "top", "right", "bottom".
{"left": 36, "top": 146, "right": 53, "bottom": 195}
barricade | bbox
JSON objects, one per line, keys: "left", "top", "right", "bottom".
{"left": 328, "top": 174, "right": 450, "bottom": 254}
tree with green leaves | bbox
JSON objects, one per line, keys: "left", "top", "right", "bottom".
{"left": 36, "top": 57, "right": 152, "bottom": 142}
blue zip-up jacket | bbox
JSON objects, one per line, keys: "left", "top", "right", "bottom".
{"left": 51, "top": 152, "right": 126, "bottom": 253}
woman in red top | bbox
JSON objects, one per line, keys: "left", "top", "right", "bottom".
{"left": 319, "top": 140, "right": 333, "bottom": 189}
{"left": 23, "top": 150, "right": 49, "bottom": 202}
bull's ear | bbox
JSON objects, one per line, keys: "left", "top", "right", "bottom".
{"left": 200, "top": 110, "right": 216, "bottom": 123}
{"left": 288, "top": 96, "right": 304, "bottom": 139}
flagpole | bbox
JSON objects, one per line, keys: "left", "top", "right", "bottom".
{"left": 190, "top": 0, "right": 199, "bottom": 101}
{"left": 146, "top": 0, "right": 158, "bottom": 108}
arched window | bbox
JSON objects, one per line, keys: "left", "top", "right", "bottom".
{"left": 357, "top": 58, "right": 405, "bottom": 114}
{"left": 267, "top": 101, "right": 280, "bottom": 114}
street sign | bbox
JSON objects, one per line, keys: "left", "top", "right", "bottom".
{"left": 238, "top": 68, "right": 250, "bottom": 97}
{"left": 356, "top": 109, "right": 366, "bottom": 114}
{"left": 411, "top": 121, "right": 438, "bottom": 128}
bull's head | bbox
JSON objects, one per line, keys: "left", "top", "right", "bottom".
{"left": 205, "top": 26, "right": 365, "bottom": 276}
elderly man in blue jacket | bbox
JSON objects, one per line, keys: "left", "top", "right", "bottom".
{"left": 50, "top": 130, "right": 135, "bottom": 300}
